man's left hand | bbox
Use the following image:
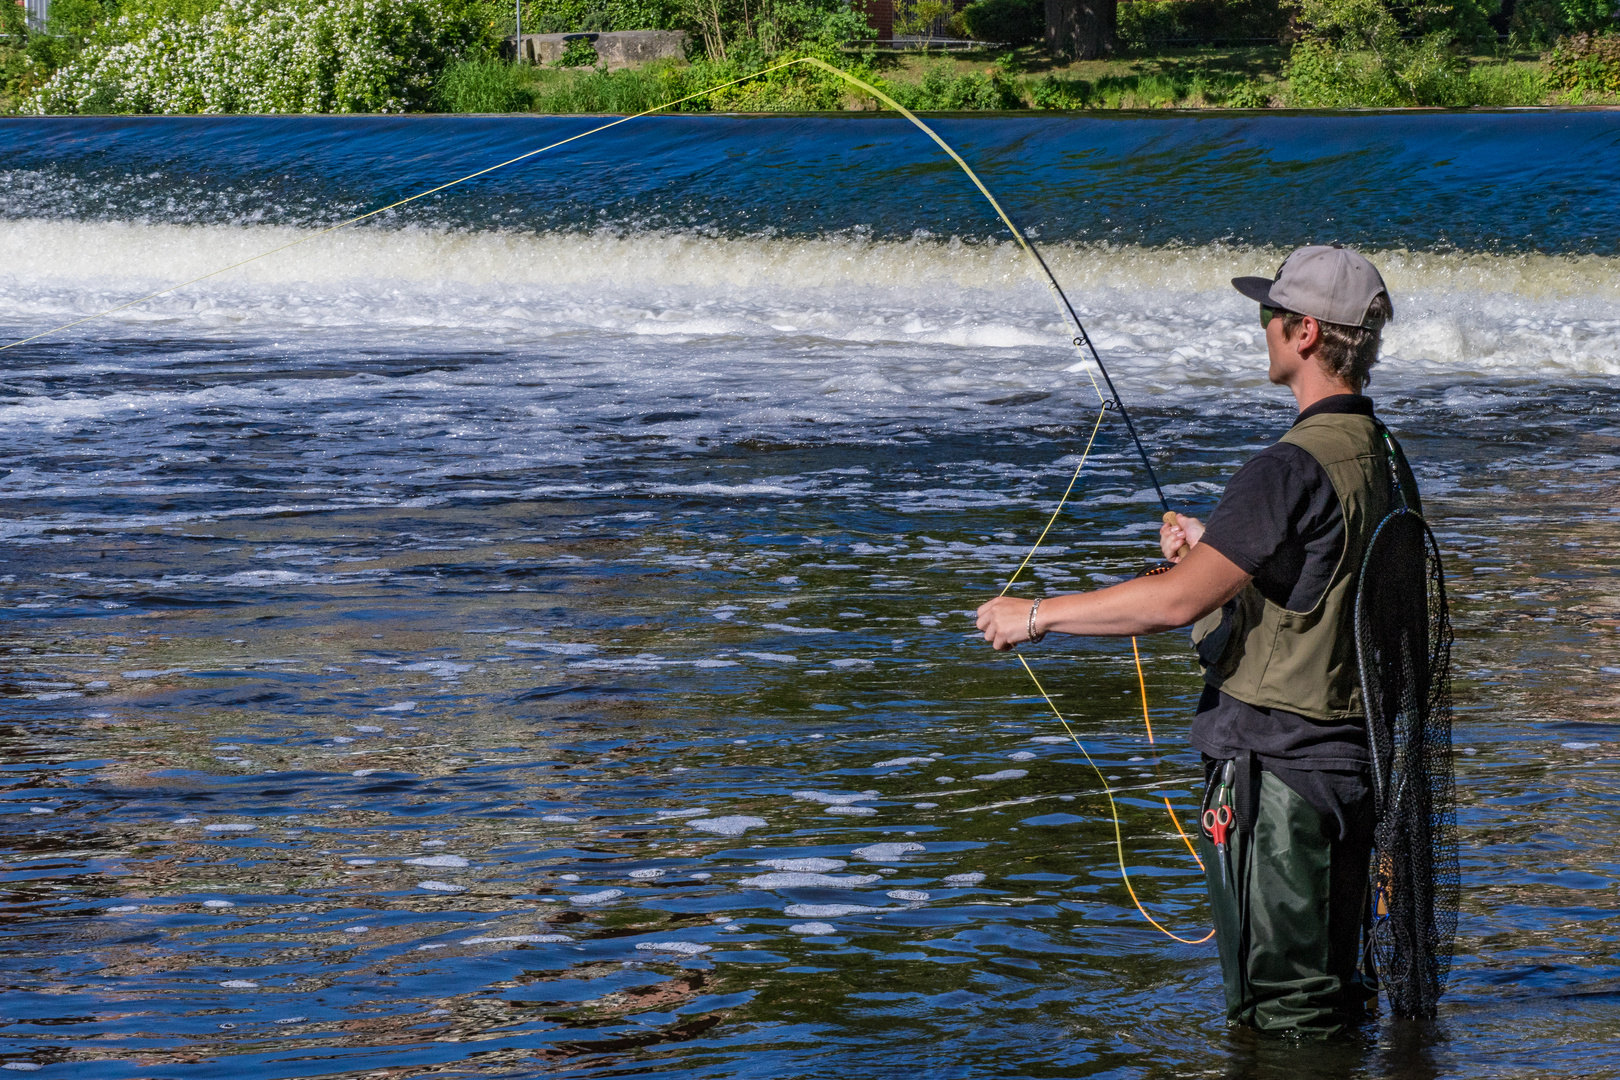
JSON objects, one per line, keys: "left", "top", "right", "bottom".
{"left": 975, "top": 596, "right": 1034, "bottom": 651}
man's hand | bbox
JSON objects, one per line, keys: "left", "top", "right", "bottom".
{"left": 975, "top": 596, "right": 1034, "bottom": 651}
{"left": 1160, "top": 513, "right": 1206, "bottom": 563}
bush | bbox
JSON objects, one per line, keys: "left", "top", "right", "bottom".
{"left": 1549, "top": 29, "right": 1620, "bottom": 96}
{"left": 1463, "top": 59, "right": 1547, "bottom": 101}
{"left": 31, "top": 0, "right": 482, "bottom": 113}
{"left": 1029, "top": 68, "right": 1262, "bottom": 107}
{"left": 1285, "top": 35, "right": 1469, "bottom": 105}
{"left": 1282, "top": 0, "right": 1499, "bottom": 106}
{"left": 959, "top": 0, "right": 1044, "bottom": 45}
{"left": 1115, "top": 0, "right": 1288, "bottom": 49}
{"left": 523, "top": 53, "right": 870, "bottom": 112}
{"left": 435, "top": 54, "right": 535, "bottom": 109}
{"left": 885, "top": 64, "right": 1023, "bottom": 107}
{"left": 556, "top": 36, "right": 601, "bottom": 65}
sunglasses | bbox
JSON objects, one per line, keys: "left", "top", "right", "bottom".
{"left": 1259, "top": 305, "right": 1295, "bottom": 329}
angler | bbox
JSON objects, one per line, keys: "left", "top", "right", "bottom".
{"left": 977, "top": 245, "right": 1456, "bottom": 1035}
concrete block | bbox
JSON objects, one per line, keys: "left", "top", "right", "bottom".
{"left": 507, "top": 30, "right": 688, "bottom": 69}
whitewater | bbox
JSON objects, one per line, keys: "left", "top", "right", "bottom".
{"left": 0, "top": 111, "right": 1617, "bottom": 1079}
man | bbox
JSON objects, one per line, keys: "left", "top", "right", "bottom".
{"left": 977, "top": 245, "right": 1414, "bottom": 1036}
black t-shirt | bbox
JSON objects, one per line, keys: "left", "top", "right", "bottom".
{"left": 1188, "top": 394, "right": 1375, "bottom": 775}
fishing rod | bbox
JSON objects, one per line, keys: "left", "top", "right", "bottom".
{"left": 1015, "top": 240, "right": 1171, "bottom": 515}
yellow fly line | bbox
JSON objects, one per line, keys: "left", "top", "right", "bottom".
{"left": 1, "top": 56, "right": 1211, "bottom": 944}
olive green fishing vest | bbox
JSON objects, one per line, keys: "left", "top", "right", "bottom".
{"left": 1191, "top": 412, "right": 1419, "bottom": 721}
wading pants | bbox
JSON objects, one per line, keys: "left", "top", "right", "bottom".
{"left": 1200, "top": 764, "right": 1372, "bottom": 1036}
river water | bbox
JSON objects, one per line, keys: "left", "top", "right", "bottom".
{"left": 0, "top": 110, "right": 1617, "bottom": 1079}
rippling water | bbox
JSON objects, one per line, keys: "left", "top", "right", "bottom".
{"left": 1, "top": 111, "right": 1618, "bottom": 1079}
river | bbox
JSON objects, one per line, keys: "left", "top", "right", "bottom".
{"left": 0, "top": 110, "right": 1617, "bottom": 1079}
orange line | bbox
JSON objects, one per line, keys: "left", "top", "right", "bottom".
{"left": 1132, "top": 636, "right": 1205, "bottom": 872}
{"left": 1018, "top": 655, "right": 1214, "bottom": 945}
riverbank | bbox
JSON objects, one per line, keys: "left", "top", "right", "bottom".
{"left": 433, "top": 45, "right": 1569, "bottom": 115}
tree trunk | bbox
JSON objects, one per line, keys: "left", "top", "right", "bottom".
{"left": 1045, "top": 0, "right": 1115, "bottom": 59}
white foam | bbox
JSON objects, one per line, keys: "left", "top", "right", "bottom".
{"left": 462, "top": 934, "right": 572, "bottom": 944}
{"left": 757, "top": 858, "right": 846, "bottom": 872}
{"left": 783, "top": 903, "right": 888, "bottom": 918}
{"left": 736, "top": 872, "right": 882, "bottom": 889}
{"left": 418, "top": 881, "right": 466, "bottom": 893}
{"left": 686, "top": 816, "right": 767, "bottom": 836}
{"left": 635, "top": 941, "right": 712, "bottom": 955}
{"left": 793, "top": 790, "right": 877, "bottom": 805}
{"left": 886, "top": 890, "right": 930, "bottom": 901}
{"left": 789, "top": 921, "right": 839, "bottom": 935}
{"left": 569, "top": 889, "right": 625, "bottom": 906}
{"left": 973, "top": 769, "right": 1028, "bottom": 781}
{"left": 406, "top": 855, "right": 468, "bottom": 868}
{"left": 872, "top": 757, "right": 933, "bottom": 768}
{"left": 853, "top": 842, "right": 925, "bottom": 862}
{"left": 943, "top": 872, "right": 985, "bottom": 886}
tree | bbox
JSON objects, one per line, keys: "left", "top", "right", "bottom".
{"left": 1045, "top": 0, "right": 1113, "bottom": 57}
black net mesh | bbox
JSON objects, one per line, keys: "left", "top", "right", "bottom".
{"left": 1354, "top": 505, "right": 1459, "bottom": 1019}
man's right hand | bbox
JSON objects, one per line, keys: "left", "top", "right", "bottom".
{"left": 1160, "top": 513, "right": 1205, "bottom": 562}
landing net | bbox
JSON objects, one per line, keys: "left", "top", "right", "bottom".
{"left": 1354, "top": 500, "right": 1459, "bottom": 1019}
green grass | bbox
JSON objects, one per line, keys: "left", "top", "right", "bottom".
{"left": 433, "top": 46, "right": 1550, "bottom": 114}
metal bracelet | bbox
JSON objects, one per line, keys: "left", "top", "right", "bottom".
{"left": 1026, "top": 597, "right": 1046, "bottom": 644}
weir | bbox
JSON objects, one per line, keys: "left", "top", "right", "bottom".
{"left": 0, "top": 109, "right": 1617, "bottom": 1076}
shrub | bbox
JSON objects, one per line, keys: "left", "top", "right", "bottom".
{"left": 31, "top": 0, "right": 482, "bottom": 114}
{"left": 959, "top": 0, "right": 1044, "bottom": 45}
{"left": 435, "top": 54, "right": 535, "bottom": 109}
{"left": 1283, "top": 0, "right": 1486, "bottom": 107}
{"left": 556, "top": 36, "right": 602, "bottom": 65}
{"left": 1501, "top": 0, "right": 1616, "bottom": 46}
{"left": 1548, "top": 30, "right": 1620, "bottom": 97}
{"left": 1115, "top": 0, "right": 1288, "bottom": 49}
{"left": 523, "top": 53, "right": 870, "bottom": 112}
{"left": 1029, "top": 69, "right": 1262, "bottom": 107}
{"left": 886, "top": 63, "right": 1024, "bottom": 108}
{"left": 1464, "top": 59, "right": 1547, "bottom": 102}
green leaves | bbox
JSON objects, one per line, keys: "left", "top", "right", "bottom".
{"left": 30, "top": 0, "right": 484, "bottom": 114}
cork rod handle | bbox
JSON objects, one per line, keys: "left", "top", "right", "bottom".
{"left": 1163, "top": 510, "right": 1192, "bottom": 561}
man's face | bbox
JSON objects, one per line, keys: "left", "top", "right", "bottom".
{"left": 1263, "top": 311, "right": 1317, "bottom": 386}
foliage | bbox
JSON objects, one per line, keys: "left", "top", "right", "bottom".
{"left": 1462, "top": 58, "right": 1547, "bottom": 101}
{"left": 1115, "top": 0, "right": 1288, "bottom": 49}
{"left": 518, "top": 52, "right": 871, "bottom": 111}
{"left": 31, "top": 0, "right": 482, "bottom": 113}
{"left": 1511, "top": 0, "right": 1615, "bottom": 43}
{"left": 959, "top": 0, "right": 1044, "bottom": 44}
{"left": 895, "top": 0, "right": 953, "bottom": 42}
{"left": 435, "top": 53, "right": 536, "bottom": 108}
{"left": 1028, "top": 67, "right": 1267, "bottom": 105}
{"left": 884, "top": 61, "right": 1023, "bottom": 106}
{"left": 1282, "top": 0, "right": 1506, "bottom": 106}
{"left": 557, "top": 36, "right": 602, "bottom": 64}
{"left": 2, "top": 1, "right": 44, "bottom": 110}
{"left": 1548, "top": 29, "right": 1620, "bottom": 96}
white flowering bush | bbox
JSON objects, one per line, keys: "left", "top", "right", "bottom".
{"left": 31, "top": 0, "right": 480, "bottom": 114}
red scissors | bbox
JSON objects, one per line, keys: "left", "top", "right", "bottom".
{"left": 1202, "top": 803, "right": 1233, "bottom": 888}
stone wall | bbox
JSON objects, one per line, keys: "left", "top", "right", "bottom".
{"left": 506, "top": 30, "right": 687, "bottom": 69}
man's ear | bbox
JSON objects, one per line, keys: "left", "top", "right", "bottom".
{"left": 1295, "top": 315, "right": 1322, "bottom": 355}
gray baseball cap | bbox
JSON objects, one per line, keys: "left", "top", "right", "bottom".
{"left": 1232, "top": 245, "right": 1389, "bottom": 328}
